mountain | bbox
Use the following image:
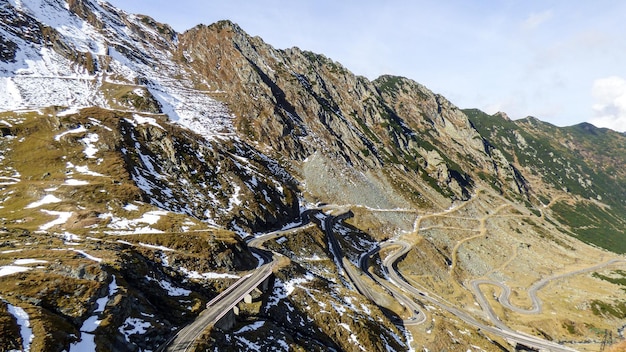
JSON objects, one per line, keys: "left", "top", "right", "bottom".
{"left": 1, "top": 1, "right": 625, "bottom": 351}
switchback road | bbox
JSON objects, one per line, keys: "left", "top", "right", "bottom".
{"left": 374, "top": 240, "right": 579, "bottom": 352}
{"left": 471, "top": 258, "right": 626, "bottom": 326}
{"left": 323, "top": 212, "right": 425, "bottom": 326}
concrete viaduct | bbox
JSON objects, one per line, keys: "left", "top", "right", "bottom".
{"left": 162, "top": 259, "right": 275, "bottom": 352}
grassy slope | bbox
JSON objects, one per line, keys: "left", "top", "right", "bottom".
{"left": 465, "top": 108, "right": 626, "bottom": 253}
{"left": 0, "top": 108, "right": 262, "bottom": 351}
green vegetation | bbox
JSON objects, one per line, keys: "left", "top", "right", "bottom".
{"left": 562, "top": 321, "right": 578, "bottom": 335}
{"left": 525, "top": 219, "right": 575, "bottom": 250}
{"left": 139, "top": 15, "right": 175, "bottom": 36}
{"left": 376, "top": 75, "right": 405, "bottom": 95}
{"left": 593, "top": 270, "right": 626, "bottom": 290}
{"left": 590, "top": 300, "right": 626, "bottom": 319}
{"left": 465, "top": 108, "right": 626, "bottom": 254}
{"left": 551, "top": 201, "right": 626, "bottom": 253}
{"left": 373, "top": 75, "right": 430, "bottom": 100}
{"left": 352, "top": 115, "right": 381, "bottom": 144}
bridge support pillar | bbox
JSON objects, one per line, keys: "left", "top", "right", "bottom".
{"left": 259, "top": 275, "right": 273, "bottom": 293}
{"left": 214, "top": 307, "right": 237, "bottom": 331}
{"left": 243, "top": 293, "right": 252, "bottom": 304}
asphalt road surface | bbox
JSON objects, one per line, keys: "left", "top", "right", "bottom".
{"left": 377, "top": 240, "right": 578, "bottom": 352}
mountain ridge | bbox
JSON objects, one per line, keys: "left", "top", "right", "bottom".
{"left": 1, "top": 1, "right": 626, "bottom": 351}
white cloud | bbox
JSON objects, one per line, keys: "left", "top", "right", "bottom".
{"left": 590, "top": 76, "right": 626, "bottom": 132}
{"left": 522, "top": 10, "right": 553, "bottom": 30}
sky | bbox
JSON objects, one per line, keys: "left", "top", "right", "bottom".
{"left": 107, "top": 0, "right": 626, "bottom": 132}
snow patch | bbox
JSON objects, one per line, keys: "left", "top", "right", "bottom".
{"left": 6, "top": 302, "right": 33, "bottom": 352}
{"left": 67, "top": 162, "right": 105, "bottom": 177}
{"left": 56, "top": 107, "right": 82, "bottom": 117}
{"left": 235, "top": 321, "right": 265, "bottom": 334}
{"left": 14, "top": 259, "right": 47, "bottom": 265}
{"left": 123, "top": 203, "right": 139, "bottom": 211}
{"left": 137, "top": 210, "right": 168, "bottom": 225}
{"left": 69, "top": 249, "right": 102, "bottom": 262}
{"left": 234, "top": 336, "right": 262, "bottom": 352}
{"left": 178, "top": 267, "right": 240, "bottom": 280}
{"left": 54, "top": 125, "right": 87, "bottom": 141}
{"left": 39, "top": 209, "right": 72, "bottom": 230}
{"left": 99, "top": 212, "right": 165, "bottom": 235}
{"left": 80, "top": 133, "right": 99, "bottom": 158}
{"left": 64, "top": 178, "right": 89, "bottom": 186}
{"left": 139, "top": 242, "right": 173, "bottom": 252}
{"left": 26, "top": 194, "right": 61, "bottom": 208}
{"left": 59, "top": 232, "right": 82, "bottom": 243}
{"left": 132, "top": 114, "right": 164, "bottom": 130}
{"left": 284, "top": 273, "right": 315, "bottom": 296}
{"left": 118, "top": 317, "right": 152, "bottom": 341}
{"left": 70, "top": 276, "right": 119, "bottom": 352}
{"left": 146, "top": 276, "right": 190, "bottom": 296}
{"left": 0, "top": 265, "right": 31, "bottom": 277}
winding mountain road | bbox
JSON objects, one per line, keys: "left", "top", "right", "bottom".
{"left": 161, "top": 214, "right": 314, "bottom": 351}
{"left": 358, "top": 244, "right": 426, "bottom": 326}
{"left": 323, "top": 213, "right": 426, "bottom": 326}
{"left": 369, "top": 240, "right": 579, "bottom": 352}
{"left": 160, "top": 202, "right": 619, "bottom": 352}
{"left": 471, "top": 258, "right": 626, "bottom": 323}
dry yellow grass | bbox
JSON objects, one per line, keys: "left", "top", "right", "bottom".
{"left": 607, "top": 341, "right": 626, "bottom": 352}
{"left": 384, "top": 187, "right": 626, "bottom": 346}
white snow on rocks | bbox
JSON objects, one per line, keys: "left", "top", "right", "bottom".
{"left": 56, "top": 107, "right": 82, "bottom": 117}
{"left": 284, "top": 273, "right": 315, "bottom": 295}
{"left": 59, "top": 232, "right": 82, "bottom": 244}
{"left": 123, "top": 203, "right": 139, "bottom": 211}
{"left": 54, "top": 125, "right": 87, "bottom": 141}
{"left": 146, "top": 276, "right": 190, "bottom": 296}
{"left": 265, "top": 274, "right": 314, "bottom": 309}
{"left": 138, "top": 242, "right": 173, "bottom": 252}
{"left": 25, "top": 194, "right": 61, "bottom": 208}
{"left": 99, "top": 211, "right": 167, "bottom": 235}
{"left": 80, "top": 133, "right": 99, "bottom": 158}
{"left": 39, "top": 209, "right": 72, "bottom": 230}
{"left": 235, "top": 321, "right": 265, "bottom": 334}
{"left": 74, "top": 164, "right": 105, "bottom": 177}
{"left": 0, "top": 265, "right": 31, "bottom": 277}
{"left": 13, "top": 259, "right": 47, "bottom": 265}
{"left": 136, "top": 210, "right": 168, "bottom": 225}
{"left": 118, "top": 317, "right": 152, "bottom": 341}
{"left": 178, "top": 267, "right": 240, "bottom": 280}
{"left": 64, "top": 179, "right": 89, "bottom": 186}
{"left": 0, "top": 175, "right": 20, "bottom": 186}
{"left": 70, "top": 249, "right": 103, "bottom": 263}
{"left": 129, "top": 114, "right": 164, "bottom": 130}
{"left": 3, "top": 0, "right": 236, "bottom": 142}
{"left": 69, "top": 276, "right": 119, "bottom": 352}
{"left": 6, "top": 302, "right": 34, "bottom": 352}
{"left": 235, "top": 336, "right": 262, "bottom": 351}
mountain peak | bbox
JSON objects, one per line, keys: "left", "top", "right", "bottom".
{"left": 2, "top": 2, "right": 626, "bottom": 352}
{"left": 493, "top": 111, "right": 510, "bottom": 121}
{"left": 210, "top": 19, "right": 242, "bottom": 30}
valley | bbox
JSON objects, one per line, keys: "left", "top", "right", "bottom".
{"left": 1, "top": 1, "right": 626, "bottom": 351}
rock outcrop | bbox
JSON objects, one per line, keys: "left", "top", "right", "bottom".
{"left": 1, "top": 1, "right": 626, "bottom": 352}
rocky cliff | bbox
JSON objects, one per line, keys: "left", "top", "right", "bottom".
{"left": 1, "top": 1, "right": 626, "bottom": 352}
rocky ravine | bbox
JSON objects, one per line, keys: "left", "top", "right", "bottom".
{"left": 1, "top": 1, "right": 626, "bottom": 352}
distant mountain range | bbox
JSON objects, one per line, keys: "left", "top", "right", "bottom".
{"left": 1, "top": 1, "right": 625, "bottom": 351}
